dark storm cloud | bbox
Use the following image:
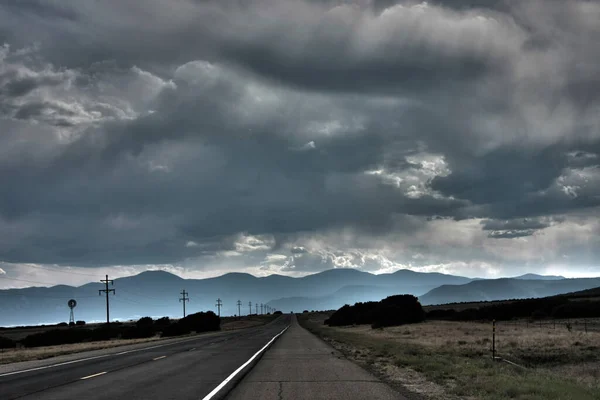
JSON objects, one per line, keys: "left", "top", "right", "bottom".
{"left": 0, "top": 0, "right": 599, "bottom": 275}
{"left": 481, "top": 218, "right": 551, "bottom": 232}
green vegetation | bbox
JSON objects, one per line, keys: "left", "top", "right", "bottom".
{"left": 300, "top": 313, "right": 600, "bottom": 400}
{"left": 18, "top": 312, "right": 220, "bottom": 347}
{"left": 325, "top": 295, "right": 425, "bottom": 328}
{"left": 0, "top": 336, "right": 15, "bottom": 349}
{"left": 426, "top": 296, "right": 600, "bottom": 322}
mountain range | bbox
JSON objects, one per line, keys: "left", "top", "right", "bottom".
{"left": 0, "top": 268, "right": 598, "bottom": 326}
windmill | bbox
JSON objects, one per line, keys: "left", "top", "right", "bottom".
{"left": 68, "top": 299, "right": 77, "bottom": 325}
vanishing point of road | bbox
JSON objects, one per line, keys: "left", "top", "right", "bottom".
{"left": 0, "top": 315, "right": 405, "bottom": 400}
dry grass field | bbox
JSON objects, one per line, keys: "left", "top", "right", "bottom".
{"left": 299, "top": 312, "right": 600, "bottom": 400}
{"left": 0, "top": 314, "right": 277, "bottom": 365}
{"left": 0, "top": 335, "right": 166, "bottom": 364}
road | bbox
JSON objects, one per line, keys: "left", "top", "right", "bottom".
{"left": 0, "top": 315, "right": 290, "bottom": 400}
{"left": 1, "top": 314, "right": 404, "bottom": 400}
{"left": 225, "top": 315, "right": 405, "bottom": 400}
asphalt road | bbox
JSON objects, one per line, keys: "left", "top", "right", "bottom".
{"left": 226, "top": 315, "right": 406, "bottom": 400}
{"left": 0, "top": 315, "right": 290, "bottom": 400}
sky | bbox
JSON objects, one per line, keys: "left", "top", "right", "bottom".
{"left": 1, "top": 0, "right": 600, "bottom": 289}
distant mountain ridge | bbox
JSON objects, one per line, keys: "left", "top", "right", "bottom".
{"left": 1, "top": 268, "right": 597, "bottom": 326}
{"left": 513, "top": 273, "right": 566, "bottom": 280}
{"left": 418, "top": 277, "right": 600, "bottom": 305}
{"left": 0, "top": 268, "right": 471, "bottom": 326}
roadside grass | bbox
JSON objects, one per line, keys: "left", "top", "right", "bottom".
{"left": 0, "top": 314, "right": 277, "bottom": 364}
{"left": 0, "top": 336, "right": 166, "bottom": 364}
{"left": 299, "top": 313, "right": 600, "bottom": 400}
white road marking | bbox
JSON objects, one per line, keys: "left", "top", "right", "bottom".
{"left": 153, "top": 356, "right": 166, "bottom": 361}
{"left": 0, "top": 335, "right": 212, "bottom": 377}
{"left": 0, "top": 354, "right": 112, "bottom": 377}
{"left": 201, "top": 325, "right": 289, "bottom": 400}
{"left": 80, "top": 371, "right": 107, "bottom": 380}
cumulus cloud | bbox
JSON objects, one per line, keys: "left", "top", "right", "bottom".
{"left": 0, "top": 0, "right": 599, "bottom": 283}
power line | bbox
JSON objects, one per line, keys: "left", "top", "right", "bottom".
{"left": 111, "top": 297, "right": 170, "bottom": 308}
{"left": 99, "top": 275, "right": 115, "bottom": 325}
{"left": 0, "top": 275, "right": 66, "bottom": 286}
{"left": 0, "top": 292, "right": 96, "bottom": 300}
{"left": 179, "top": 290, "right": 189, "bottom": 318}
{"left": 119, "top": 288, "right": 167, "bottom": 301}
{"left": 13, "top": 264, "right": 99, "bottom": 277}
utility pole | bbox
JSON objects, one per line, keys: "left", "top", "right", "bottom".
{"left": 237, "top": 300, "right": 242, "bottom": 318}
{"left": 255, "top": 303, "right": 258, "bottom": 314}
{"left": 249, "top": 301, "right": 252, "bottom": 315}
{"left": 99, "top": 275, "right": 115, "bottom": 326}
{"left": 216, "top": 298, "right": 222, "bottom": 317}
{"left": 260, "top": 303, "right": 263, "bottom": 315}
{"left": 179, "top": 290, "right": 189, "bottom": 318}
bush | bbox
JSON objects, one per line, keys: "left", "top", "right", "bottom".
{"left": 552, "top": 301, "right": 600, "bottom": 319}
{"left": 273, "top": 311, "right": 283, "bottom": 315}
{"left": 161, "top": 323, "right": 191, "bottom": 337}
{"left": 57, "top": 322, "right": 68, "bottom": 327}
{"left": 327, "top": 295, "right": 425, "bottom": 328}
{"left": 154, "top": 317, "right": 171, "bottom": 327}
{"left": 0, "top": 336, "right": 15, "bottom": 349}
{"left": 76, "top": 320, "right": 86, "bottom": 326}
{"left": 137, "top": 317, "right": 154, "bottom": 327}
{"left": 121, "top": 325, "right": 156, "bottom": 339}
{"left": 69, "top": 322, "right": 75, "bottom": 327}
{"left": 21, "top": 329, "right": 93, "bottom": 347}
{"left": 426, "top": 309, "right": 457, "bottom": 320}
{"left": 426, "top": 297, "right": 572, "bottom": 322}
{"left": 161, "top": 311, "right": 220, "bottom": 338}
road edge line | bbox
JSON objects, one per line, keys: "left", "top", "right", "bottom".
{"left": 201, "top": 324, "right": 290, "bottom": 400}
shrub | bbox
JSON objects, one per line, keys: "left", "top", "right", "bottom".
{"left": 22, "top": 329, "right": 93, "bottom": 347}
{"left": 161, "top": 311, "right": 220, "bottom": 337}
{"left": 0, "top": 336, "right": 15, "bottom": 349}
{"left": 426, "top": 309, "right": 457, "bottom": 320}
{"left": 121, "top": 325, "right": 156, "bottom": 339}
{"left": 76, "top": 320, "right": 86, "bottom": 326}
{"left": 552, "top": 301, "right": 600, "bottom": 319}
{"left": 303, "top": 310, "right": 309, "bottom": 313}
{"left": 427, "top": 297, "right": 572, "bottom": 322}
{"left": 327, "top": 295, "right": 425, "bottom": 328}
{"left": 154, "top": 317, "right": 171, "bottom": 327}
{"left": 161, "top": 323, "right": 191, "bottom": 337}
{"left": 89, "top": 325, "right": 121, "bottom": 341}
{"left": 136, "top": 317, "right": 154, "bottom": 327}
{"left": 273, "top": 311, "right": 283, "bottom": 315}
{"left": 57, "top": 322, "right": 68, "bottom": 327}
{"left": 69, "top": 322, "right": 75, "bottom": 327}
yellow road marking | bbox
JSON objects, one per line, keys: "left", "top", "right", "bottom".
{"left": 80, "top": 371, "right": 107, "bottom": 380}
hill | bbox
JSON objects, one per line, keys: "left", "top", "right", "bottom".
{"left": 0, "top": 268, "right": 471, "bottom": 326}
{"left": 513, "top": 273, "right": 566, "bottom": 280}
{"left": 419, "top": 278, "right": 600, "bottom": 306}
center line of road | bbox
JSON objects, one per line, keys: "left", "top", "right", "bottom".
{"left": 153, "top": 355, "right": 167, "bottom": 360}
{"left": 80, "top": 371, "right": 107, "bottom": 380}
{"left": 0, "top": 334, "right": 213, "bottom": 377}
{"left": 201, "top": 325, "right": 289, "bottom": 400}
